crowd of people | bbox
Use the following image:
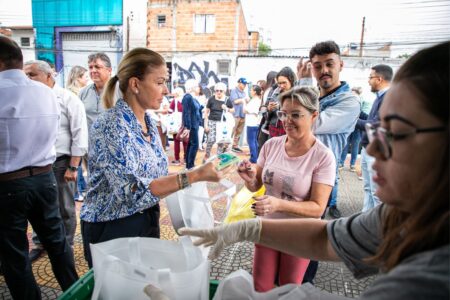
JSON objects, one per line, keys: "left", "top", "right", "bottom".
{"left": 0, "top": 33, "right": 448, "bottom": 300}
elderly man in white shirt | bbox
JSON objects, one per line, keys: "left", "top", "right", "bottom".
{"left": 0, "top": 36, "right": 78, "bottom": 299}
{"left": 23, "top": 60, "right": 88, "bottom": 260}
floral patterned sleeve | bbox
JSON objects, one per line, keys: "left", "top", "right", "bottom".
{"left": 80, "top": 99, "right": 169, "bottom": 223}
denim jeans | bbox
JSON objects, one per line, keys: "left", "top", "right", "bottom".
{"left": 361, "top": 147, "right": 381, "bottom": 211}
{"left": 0, "top": 171, "right": 78, "bottom": 299}
{"left": 339, "top": 129, "right": 362, "bottom": 167}
{"left": 246, "top": 126, "right": 259, "bottom": 163}
{"left": 186, "top": 127, "right": 199, "bottom": 169}
{"left": 329, "top": 170, "right": 339, "bottom": 208}
{"left": 74, "top": 166, "right": 86, "bottom": 199}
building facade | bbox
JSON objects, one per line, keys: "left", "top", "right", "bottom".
{"left": 146, "top": 0, "right": 259, "bottom": 95}
{"left": 32, "top": 0, "right": 123, "bottom": 83}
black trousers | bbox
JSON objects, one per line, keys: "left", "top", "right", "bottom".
{"left": 0, "top": 171, "right": 78, "bottom": 300}
{"left": 81, "top": 204, "right": 160, "bottom": 268}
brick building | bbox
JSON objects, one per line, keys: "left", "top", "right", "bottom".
{"left": 147, "top": 0, "right": 258, "bottom": 55}
{"left": 146, "top": 0, "right": 259, "bottom": 93}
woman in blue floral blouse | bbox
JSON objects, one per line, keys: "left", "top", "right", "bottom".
{"left": 80, "top": 48, "right": 223, "bottom": 267}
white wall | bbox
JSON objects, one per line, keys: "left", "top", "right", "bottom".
{"left": 0, "top": 0, "right": 32, "bottom": 27}
{"left": 123, "top": 0, "right": 148, "bottom": 50}
{"left": 235, "top": 56, "right": 404, "bottom": 102}
{"left": 171, "top": 53, "right": 238, "bottom": 97}
{"left": 10, "top": 29, "right": 35, "bottom": 62}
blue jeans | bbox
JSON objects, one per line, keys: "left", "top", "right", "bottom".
{"left": 74, "top": 163, "right": 86, "bottom": 199}
{"left": 186, "top": 127, "right": 199, "bottom": 169}
{"left": 339, "top": 129, "right": 362, "bottom": 167}
{"left": 329, "top": 169, "right": 339, "bottom": 208}
{"left": 246, "top": 126, "right": 259, "bottom": 163}
{"left": 361, "top": 147, "right": 381, "bottom": 211}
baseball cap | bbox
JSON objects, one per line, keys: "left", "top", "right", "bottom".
{"left": 237, "top": 77, "right": 248, "bottom": 84}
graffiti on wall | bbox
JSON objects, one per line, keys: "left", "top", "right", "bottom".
{"left": 173, "top": 60, "right": 229, "bottom": 98}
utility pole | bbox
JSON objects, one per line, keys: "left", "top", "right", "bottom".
{"left": 126, "top": 15, "right": 130, "bottom": 52}
{"left": 359, "top": 16, "right": 365, "bottom": 57}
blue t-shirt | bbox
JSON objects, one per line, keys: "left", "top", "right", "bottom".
{"left": 229, "top": 87, "right": 246, "bottom": 118}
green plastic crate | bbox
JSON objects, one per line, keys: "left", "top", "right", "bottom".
{"left": 58, "top": 269, "right": 219, "bottom": 300}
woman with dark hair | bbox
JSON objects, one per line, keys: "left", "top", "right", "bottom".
{"left": 257, "top": 71, "right": 278, "bottom": 151}
{"left": 244, "top": 85, "right": 262, "bottom": 163}
{"left": 181, "top": 42, "right": 449, "bottom": 299}
{"left": 266, "top": 67, "right": 296, "bottom": 138}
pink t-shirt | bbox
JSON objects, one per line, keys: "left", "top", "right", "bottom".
{"left": 257, "top": 135, "right": 336, "bottom": 219}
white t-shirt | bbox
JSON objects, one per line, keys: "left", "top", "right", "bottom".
{"left": 245, "top": 96, "right": 262, "bottom": 127}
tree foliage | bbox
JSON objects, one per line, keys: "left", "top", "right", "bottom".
{"left": 258, "top": 41, "right": 272, "bottom": 56}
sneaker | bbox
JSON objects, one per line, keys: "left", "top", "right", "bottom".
{"left": 350, "top": 166, "right": 356, "bottom": 172}
{"left": 328, "top": 206, "right": 342, "bottom": 219}
{"left": 29, "top": 248, "right": 45, "bottom": 262}
{"left": 358, "top": 176, "right": 363, "bottom": 181}
{"left": 75, "top": 192, "right": 84, "bottom": 202}
{"left": 338, "top": 164, "right": 344, "bottom": 170}
{"left": 231, "top": 147, "right": 243, "bottom": 153}
{"left": 171, "top": 160, "right": 181, "bottom": 166}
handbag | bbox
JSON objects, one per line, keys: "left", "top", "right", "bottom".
{"left": 168, "top": 101, "right": 183, "bottom": 135}
{"left": 176, "top": 125, "right": 190, "bottom": 143}
{"left": 215, "top": 110, "right": 235, "bottom": 144}
{"left": 90, "top": 236, "right": 209, "bottom": 300}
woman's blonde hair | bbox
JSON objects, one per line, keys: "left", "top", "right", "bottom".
{"left": 279, "top": 86, "right": 320, "bottom": 113}
{"left": 66, "top": 65, "right": 87, "bottom": 89}
{"left": 102, "top": 48, "right": 165, "bottom": 109}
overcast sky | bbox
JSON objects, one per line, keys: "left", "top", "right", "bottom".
{"left": 241, "top": 0, "right": 450, "bottom": 57}
{"left": 1, "top": 0, "right": 449, "bottom": 57}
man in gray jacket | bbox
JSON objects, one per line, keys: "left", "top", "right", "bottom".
{"left": 297, "top": 41, "right": 360, "bottom": 284}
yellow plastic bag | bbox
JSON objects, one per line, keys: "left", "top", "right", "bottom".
{"left": 223, "top": 185, "right": 265, "bottom": 224}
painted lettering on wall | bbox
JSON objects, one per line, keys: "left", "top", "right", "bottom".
{"left": 173, "top": 60, "right": 229, "bottom": 98}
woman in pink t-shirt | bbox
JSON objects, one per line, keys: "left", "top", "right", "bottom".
{"left": 237, "top": 86, "right": 336, "bottom": 291}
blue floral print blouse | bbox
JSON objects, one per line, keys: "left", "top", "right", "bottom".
{"left": 80, "top": 99, "right": 168, "bottom": 222}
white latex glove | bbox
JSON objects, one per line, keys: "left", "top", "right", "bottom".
{"left": 143, "top": 284, "right": 170, "bottom": 300}
{"left": 178, "top": 218, "right": 262, "bottom": 260}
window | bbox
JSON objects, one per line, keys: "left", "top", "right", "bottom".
{"left": 157, "top": 15, "right": 166, "bottom": 28}
{"left": 20, "top": 37, "right": 30, "bottom": 47}
{"left": 217, "top": 60, "right": 231, "bottom": 75}
{"left": 194, "top": 14, "right": 215, "bottom": 34}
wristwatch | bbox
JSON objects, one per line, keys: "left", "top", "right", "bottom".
{"left": 67, "top": 165, "right": 78, "bottom": 172}
{"left": 177, "top": 171, "right": 191, "bottom": 189}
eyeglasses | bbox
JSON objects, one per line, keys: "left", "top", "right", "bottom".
{"left": 365, "top": 115, "right": 446, "bottom": 159}
{"left": 215, "top": 90, "right": 224, "bottom": 93}
{"left": 276, "top": 111, "right": 306, "bottom": 121}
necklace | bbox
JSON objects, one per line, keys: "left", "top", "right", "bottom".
{"left": 141, "top": 116, "right": 151, "bottom": 137}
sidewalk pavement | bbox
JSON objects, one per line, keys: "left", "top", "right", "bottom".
{"left": 0, "top": 145, "right": 376, "bottom": 299}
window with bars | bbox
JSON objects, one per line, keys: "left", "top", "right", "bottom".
{"left": 193, "top": 14, "right": 215, "bottom": 34}
{"left": 157, "top": 15, "right": 166, "bottom": 28}
{"left": 20, "top": 37, "right": 30, "bottom": 47}
{"left": 217, "top": 60, "right": 231, "bottom": 75}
